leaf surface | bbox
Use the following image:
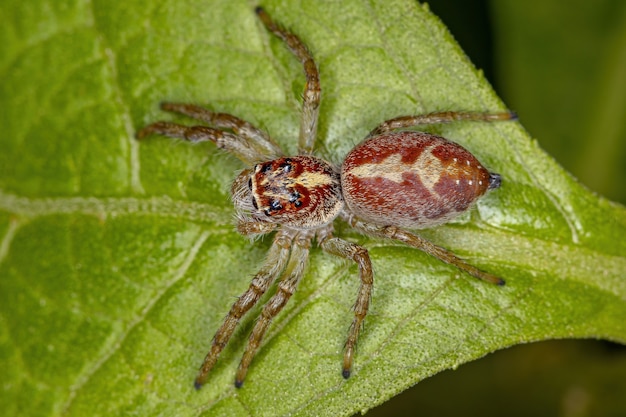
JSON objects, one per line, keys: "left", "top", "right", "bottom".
{"left": 1, "top": 0, "right": 625, "bottom": 416}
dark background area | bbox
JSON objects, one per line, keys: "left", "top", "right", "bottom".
{"left": 365, "top": 0, "right": 626, "bottom": 416}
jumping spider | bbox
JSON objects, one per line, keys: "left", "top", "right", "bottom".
{"left": 137, "top": 7, "right": 515, "bottom": 389}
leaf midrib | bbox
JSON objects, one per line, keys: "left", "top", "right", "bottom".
{"left": 0, "top": 189, "right": 231, "bottom": 225}
{"left": 3, "top": 188, "right": 624, "bottom": 304}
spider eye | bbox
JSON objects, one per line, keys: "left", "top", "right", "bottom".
{"left": 289, "top": 192, "right": 303, "bottom": 208}
{"left": 252, "top": 197, "right": 258, "bottom": 210}
{"left": 280, "top": 158, "right": 293, "bottom": 173}
{"left": 247, "top": 178, "right": 253, "bottom": 190}
{"left": 263, "top": 200, "right": 283, "bottom": 217}
{"left": 270, "top": 200, "right": 282, "bottom": 211}
{"left": 288, "top": 192, "right": 300, "bottom": 203}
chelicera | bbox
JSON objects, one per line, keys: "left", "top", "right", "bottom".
{"left": 137, "top": 7, "right": 515, "bottom": 389}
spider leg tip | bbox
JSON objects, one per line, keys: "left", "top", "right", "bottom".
{"left": 235, "top": 380, "right": 244, "bottom": 389}
{"left": 193, "top": 380, "right": 203, "bottom": 390}
{"left": 342, "top": 369, "right": 351, "bottom": 379}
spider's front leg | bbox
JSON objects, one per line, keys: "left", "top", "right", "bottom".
{"left": 234, "top": 230, "right": 313, "bottom": 387}
{"left": 136, "top": 120, "right": 264, "bottom": 165}
{"left": 320, "top": 236, "right": 373, "bottom": 379}
{"left": 194, "top": 229, "right": 293, "bottom": 389}
{"left": 136, "top": 101, "right": 282, "bottom": 165}
{"left": 256, "top": 7, "right": 320, "bottom": 153}
{"left": 155, "top": 102, "right": 282, "bottom": 159}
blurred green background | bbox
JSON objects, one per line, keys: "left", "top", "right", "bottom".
{"left": 366, "top": 0, "right": 626, "bottom": 416}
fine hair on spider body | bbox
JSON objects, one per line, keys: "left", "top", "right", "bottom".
{"left": 136, "top": 6, "right": 515, "bottom": 389}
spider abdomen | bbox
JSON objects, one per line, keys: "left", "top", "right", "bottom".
{"left": 341, "top": 131, "right": 499, "bottom": 229}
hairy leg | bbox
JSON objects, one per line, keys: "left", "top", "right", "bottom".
{"left": 320, "top": 236, "right": 373, "bottom": 378}
{"left": 136, "top": 121, "right": 263, "bottom": 165}
{"left": 194, "top": 230, "right": 294, "bottom": 389}
{"left": 234, "top": 231, "right": 313, "bottom": 387}
{"left": 256, "top": 7, "right": 320, "bottom": 153}
{"left": 347, "top": 217, "right": 504, "bottom": 286}
{"left": 158, "top": 102, "right": 282, "bottom": 160}
{"left": 368, "top": 111, "right": 516, "bottom": 137}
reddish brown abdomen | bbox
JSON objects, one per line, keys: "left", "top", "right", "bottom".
{"left": 341, "top": 131, "right": 494, "bottom": 229}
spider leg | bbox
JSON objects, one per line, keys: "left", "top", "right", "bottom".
{"left": 136, "top": 121, "right": 264, "bottom": 165}
{"left": 320, "top": 236, "right": 373, "bottom": 379}
{"left": 347, "top": 217, "right": 504, "bottom": 285}
{"left": 234, "top": 231, "right": 312, "bottom": 387}
{"left": 256, "top": 7, "right": 320, "bottom": 154}
{"left": 368, "top": 111, "right": 517, "bottom": 137}
{"left": 157, "top": 102, "right": 282, "bottom": 159}
{"left": 194, "top": 229, "right": 294, "bottom": 389}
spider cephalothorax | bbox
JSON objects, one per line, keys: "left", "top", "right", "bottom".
{"left": 137, "top": 6, "right": 515, "bottom": 389}
{"left": 249, "top": 156, "right": 343, "bottom": 228}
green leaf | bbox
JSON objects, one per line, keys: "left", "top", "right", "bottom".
{"left": 1, "top": 0, "right": 625, "bottom": 416}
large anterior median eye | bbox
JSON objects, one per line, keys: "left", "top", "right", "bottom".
{"left": 280, "top": 158, "right": 292, "bottom": 172}
{"left": 263, "top": 199, "right": 283, "bottom": 216}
